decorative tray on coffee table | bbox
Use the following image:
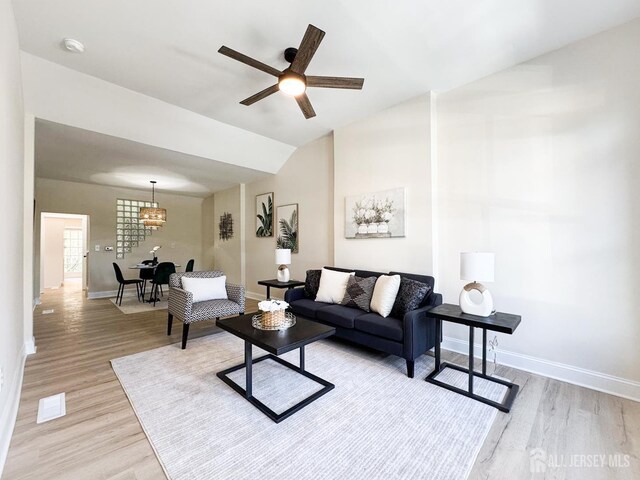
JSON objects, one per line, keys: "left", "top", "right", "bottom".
{"left": 252, "top": 312, "right": 296, "bottom": 331}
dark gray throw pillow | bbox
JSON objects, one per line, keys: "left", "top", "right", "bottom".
{"left": 304, "top": 269, "right": 322, "bottom": 299}
{"left": 391, "top": 277, "right": 431, "bottom": 318}
{"left": 340, "top": 276, "right": 377, "bottom": 312}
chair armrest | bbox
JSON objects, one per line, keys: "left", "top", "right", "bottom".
{"left": 284, "top": 287, "right": 306, "bottom": 303}
{"left": 168, "top": 287, "right": 193, "bottom": 320}
{"left": 226, "top": 283, "right": 245, "bottom": 312}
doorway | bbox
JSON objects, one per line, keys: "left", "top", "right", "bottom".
{"left": 40, "top": 213, "right": 89, "bottom": 293}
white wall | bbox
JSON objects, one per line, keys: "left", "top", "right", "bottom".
{"left": 333, "top": 94, "right": 433, "bottom": 275}
{"left": 0, "top": 0, "right": 26, "bottom": 474}
{"left": 20, "top": 53, "right": 296, "bottom": 174}
{"left": 201, "top": 194, "right": 216, "bottom": 271}
{"left": 35, "top": 178, "right": 204, "bottom": 295}
{"left": 244, "top": 135, "right": 334, "bottom": 299}
{"left": 436, "top": 18, "right": 640, "bottom": 386}
{"left": 212, "top": 186, "right": 243, "bottom": 285}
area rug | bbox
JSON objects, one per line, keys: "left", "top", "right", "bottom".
{"left": 111, "top": 333, "right": 507, "bottom": 480}
{"left": 109, "top": 296, "right": 167, "bottom": 313}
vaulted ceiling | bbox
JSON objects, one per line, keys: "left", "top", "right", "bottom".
{"left": 35, "top": 120, "right": 268, "bottom": 197}
{"left": 14, "top": 0, "right": 640, "bottom": 147}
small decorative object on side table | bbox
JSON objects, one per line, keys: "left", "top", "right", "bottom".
{"left": 275, "top": 248, "right": 291, "bottom": 282}
{"left": 258, "top": 278, "right": 305, "bottom": 300}
{"left": 426, "top": 303, "right": 521, "bottom": 413}
{"left": 459, "top": 252, "right": 495, "bottom": 316}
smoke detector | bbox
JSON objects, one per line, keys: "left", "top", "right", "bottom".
{"left": 62, "top": 38, "right": 85, "bottom": 53}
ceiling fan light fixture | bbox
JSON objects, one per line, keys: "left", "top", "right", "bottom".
{"left": 278, "top": 72, "right": 306, "bottom": 97}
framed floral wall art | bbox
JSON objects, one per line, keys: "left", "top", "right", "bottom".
{"left": 345, "top": 188, "right": 405, "bottom": 239}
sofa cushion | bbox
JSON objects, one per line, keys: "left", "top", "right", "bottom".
{"left": 370, "top": 275, "right": 401, "bottom": 318}
{"left": 304, "top": 269, "right": 322, "bottom": 299}
{"left": 189, "top": 299, "right": 240, "bottom": 323}
{"left": 325, "top": 266, "right": 383, "bottom": 279}
{"left": 289, "top": 299, "right": 332, "bottom": 319}
{"left": 391, "top": 277, "right": 431, "bottom": 318}
{"left": 340, "top": 276, "right": 376, "bottom": 312}
{"left": 317, "top": 305, "right": 367, "bottom": 329}
{"left": 181, "top": 276, "right": 227, "bottom": 303}
{"left": 315, "top": 268, "right": 355, "bottom": 304}
{"left": 389, "top": 271, "right": 435, "bottom": 307}
{"left": 354, "top": 313, "right": 404, "bottom": 342}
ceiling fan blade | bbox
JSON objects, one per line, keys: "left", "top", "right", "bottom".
{"left": 218, "top": 46, "right": 281, "bottom": 77}
{"left": 240, "top": 84, "right": 280, "bottom": 106}
{"left": 290, "top": 24, "right": 326, "bottom": 74}
{"left": 295, "top": 93, "right": 316, "bottom": 119}
{"left": 306, "top": 76, "right": 365, "bottom": 90}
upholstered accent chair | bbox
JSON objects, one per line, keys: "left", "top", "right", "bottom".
{"left": 168, "top": 271, "right": 245, "bottom": 349}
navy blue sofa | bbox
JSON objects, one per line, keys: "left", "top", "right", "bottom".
{"left": 284, "top": 267, "right": 443, "bottom": 377}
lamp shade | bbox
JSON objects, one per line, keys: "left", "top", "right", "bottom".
{"left": 275, "top": 249, "right": 291, "bottom": 265}
{"left": 460, "top": 252, "right": 494, "bottom": 282}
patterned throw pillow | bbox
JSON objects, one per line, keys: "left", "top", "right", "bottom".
{"left": 391, "top": 277, "right": 431, "bottom": 318}
{"left": 304, "top": 269, "right": 322, "bottom": 299}
{"left": 340, "top": 276, "right": 377, "bottom": 312}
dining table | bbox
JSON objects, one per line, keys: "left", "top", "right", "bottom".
{"left": 128, "top": 263, "right": 182, "bottom": 303}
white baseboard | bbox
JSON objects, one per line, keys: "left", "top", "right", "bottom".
{"left": 24, "top": 337, "right": 36, "bottom": 355}
{"left": 32, "top": 298, "right": 41, "bottom": 311}
{"left": 0, "top": 341, "right": 34, "bottom": 477}
{"left": 245, "top": 291, "right": 266, "bottom": 301}
{"left": 441, "top": 336, "right": 640, "bottom": 403}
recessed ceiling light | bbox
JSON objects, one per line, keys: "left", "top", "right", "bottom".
{"left": 62, "top": 38, "right": 85, "bottom": 54}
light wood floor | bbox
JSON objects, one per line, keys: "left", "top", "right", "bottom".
{"left": 4, "top": 286, "right": 639, "bottom": 479}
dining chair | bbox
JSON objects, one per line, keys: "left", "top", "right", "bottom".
{"left": 151, "top": 262, "right": 176, "bottom": 306}
{"left": 185, "top": 259, "right": 195, "bottom": 272}
{"left": 112, "top": 263, "right": 143, "bottom": 306}
{"left": 139, "top": 259, "right": 155, "bottom": 299}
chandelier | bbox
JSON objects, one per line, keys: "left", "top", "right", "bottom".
{"left": 139, "top": 181, "right": 166, "bottom": 228}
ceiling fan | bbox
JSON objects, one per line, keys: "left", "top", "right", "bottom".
{"left": 218, "top": 24, "right": 364, "bottom": 119}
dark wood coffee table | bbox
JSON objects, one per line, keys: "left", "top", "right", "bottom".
{"left": 216, "top": 313, "right": 336, "bottom": 423}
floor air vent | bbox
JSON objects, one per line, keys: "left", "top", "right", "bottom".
{"left": 37, "top": 393, "right": 66, "bottom": 424}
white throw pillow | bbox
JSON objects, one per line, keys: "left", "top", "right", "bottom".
{"left": 181, "top": 276, "right": 228, "bottom": 303}
{"left": 370, "top": 275, "right": 401, "bottom": 318}
{"left": 315, "top": 268, "right": 355, "bottom": 304}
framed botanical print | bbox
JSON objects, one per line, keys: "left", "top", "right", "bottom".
{"left": 276, "top": 203, "right": 298, "bottom": 253}
{"left": 256, "top": 192, "right": 274, "bottom": 237}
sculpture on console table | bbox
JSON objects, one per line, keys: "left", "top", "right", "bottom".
{"left": 459, "top": 252, "right": 495, "bottom": 317}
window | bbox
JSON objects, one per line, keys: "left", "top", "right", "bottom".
{"left": 116, "top": 198, "right": 156, "bottom": 258}
{"left": 63, "top": 228, "right": 83, "bottom": 274}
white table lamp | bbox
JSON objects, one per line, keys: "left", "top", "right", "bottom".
{"left": 459, "top": 252, "right": 495, "bottom": 317}
{"left": 275, "top": 249, "right": 291, "bottom": 283}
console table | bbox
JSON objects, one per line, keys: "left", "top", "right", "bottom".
{"left": 426, "top": 303, "right": 521, "bottom": 412}
{"left": 258, "top": 279, "right": 305, "bottom": 299}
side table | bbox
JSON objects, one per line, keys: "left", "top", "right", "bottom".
{"left": 257, "top": 279, "right": 305, "bottom": 300}
{"left": 426, "top": 303, "right": 521, "bottom": 412}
